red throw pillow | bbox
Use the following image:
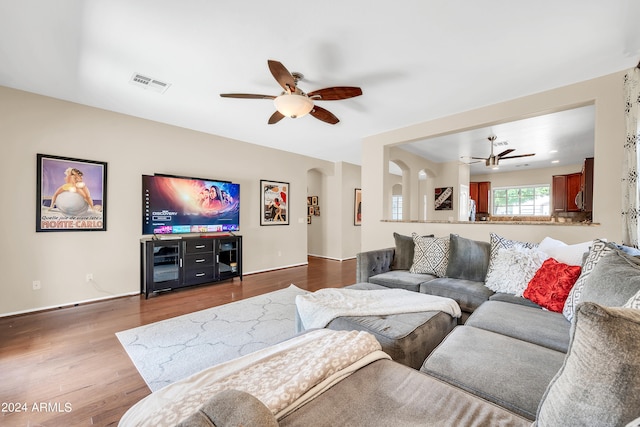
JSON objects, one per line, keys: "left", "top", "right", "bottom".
{"left": 523, "top": 258, "right": 582, "bottom": 312}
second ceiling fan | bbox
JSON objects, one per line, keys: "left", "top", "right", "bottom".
{"left": 220, "top": 59, "right": 362, "bottom": 125}
{"left": 469, "top": 135, "right": 536, "bottom": 168}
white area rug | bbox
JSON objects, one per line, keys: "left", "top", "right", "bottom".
{"left": 116, "top": 284, "right": 309, "bottom": 391}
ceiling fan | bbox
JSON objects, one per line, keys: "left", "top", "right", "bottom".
{"left": 220, "top": 59, "right": 362, "bottom": 125}
{"left": 465, "top": 135, "right": 535, "bottom": 168}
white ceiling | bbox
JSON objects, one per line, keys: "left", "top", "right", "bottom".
{"left": 1, "top": 1, "right": 639, "bottom": 168}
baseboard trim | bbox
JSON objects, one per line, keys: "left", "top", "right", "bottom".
{"left": 307, "top": 254, "right": 356, "bottom": 262}
{"left": 243, "top": 261, "right": 309, "bottom": 276}
{"left": 1, "top": 292, "right": 140, "bottom": 318}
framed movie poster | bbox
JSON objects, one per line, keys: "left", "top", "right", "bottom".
{"left": 354, "top": 188, "right": 362, "bottom": 225}
{"left": 435, "top": 187, "right": 453, "bottom": 211}
{"left": 260, "top": 179, "right": 289, "bottom": 226}
{"left": 36, "top": 154, "right": 107, "bottom": 232}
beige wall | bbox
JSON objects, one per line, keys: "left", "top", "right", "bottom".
{"left": 307, "top": 162, "right": 361, "bottom": 260}
{"left": 361, "top": 70, "right": 626, "bottom": 250}
{"left": 0, "top": 86, "right": 357, "bottom": 316}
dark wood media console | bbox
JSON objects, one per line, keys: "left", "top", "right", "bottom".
{"left": 140, "top": 234, "right": 242, "bottom": 298}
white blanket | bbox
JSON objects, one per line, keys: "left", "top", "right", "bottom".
{"left": 119, "top": 329, "right": 390, "bottom": 427}
{"left": 295, "top": 287, "right": 462, "bottom": 330}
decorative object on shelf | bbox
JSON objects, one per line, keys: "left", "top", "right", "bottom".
{"left": 434, "top": 187, "right": 453, "bottom": 211}
{"left": 261, "top": 180, "right": 289, "bottom": 226}
{"left": 314, "top": 206, "right": 321, "bottom": 216}
{"left": 354, "top": 188, "right": 362, "bottom": 225}
{"left": 36, "top": 153, "right": 107, "bottom": 232}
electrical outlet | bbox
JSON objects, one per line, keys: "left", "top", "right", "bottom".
{"left": 32, "top": 280, "right": 41, "bottom": 290}
{"left": 86, "top": 273, "right": 93, "bottom": 283}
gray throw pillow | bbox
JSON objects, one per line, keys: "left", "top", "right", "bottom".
{"left": 392, "top": 232, "right": 433, "bottom": 270}
{"left": 579, "top": 247, "right": 640, "bottom": 307}
{"left": 535, "top": 303, "right": 640, "bottom": 427}
{"left": 445, "top": 234, "right": 490, "bottom": 282}
{"left": 177, "top": 389, "right": 278, "bottom": 427}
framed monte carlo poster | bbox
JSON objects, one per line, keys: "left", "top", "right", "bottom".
{"left": 260, "top": 179, "right": 289, "bottom": 226}
{"left": 36, "top": 154, "right": 107, "bottom": 232}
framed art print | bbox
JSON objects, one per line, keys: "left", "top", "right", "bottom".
{"left": 354, "top": 188, "right": 362, "bottom": 225}
{"left": 260, "top": 180, "right": 289, "bottom": 226}
{"left": 36, "top": 154, "right": 107, "bottom": 232}
{"left": 435, "top": 187, "right": 453, "bottom": 211}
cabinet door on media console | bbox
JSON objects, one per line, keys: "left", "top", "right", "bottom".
{"left": 216, "top": 236, "right": 242, "bottom": 281}
{"left": 141, "top": 240, "right": 182, "bottom": 298}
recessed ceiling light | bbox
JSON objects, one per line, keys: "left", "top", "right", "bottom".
{"left": 549, "top": 150, "right": 558, "bottom": 153}
{"left": 551, "top": 160, "right": 560, "bottom": 163}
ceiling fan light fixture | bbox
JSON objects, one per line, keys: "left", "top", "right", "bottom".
{"left": 486, "top": 157, "right": 499, "bottom": 168}
{"left": 274, "top": 94, "right": 313, "bottom": 118}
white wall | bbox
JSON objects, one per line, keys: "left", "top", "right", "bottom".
{"left": 361, "top": 71, "right": 626, "bottom": 250}
{"left": 0, "top": 86, "right": 343, "bottom": 316}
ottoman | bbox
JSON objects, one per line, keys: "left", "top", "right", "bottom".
{"left": 296, "top": 283, "right": 457, "bottom": 369}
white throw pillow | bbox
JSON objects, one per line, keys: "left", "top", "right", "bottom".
{"left": 485, "top": 233, "right": 538, "bottom": 286}
{"left": 538, "top": 237, "right": 593, "bottom": 266}
{"left": 484, "top": 246, "right": 549, "bottom": 296}
{"left": 409, "top": 233, "right": 449, "bottom": 277}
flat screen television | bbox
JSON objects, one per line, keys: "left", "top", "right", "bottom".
{"left": 142, "top": 174, "right": 240, "bottom": 235}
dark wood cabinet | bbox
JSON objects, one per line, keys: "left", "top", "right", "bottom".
{"left": 470, "top": 181, "right": 491, "bottom": 216}
{"left": 566, "top": 173, "right": 582, "bottom": 212}
{"left": 553, "top": 157, "right": 594, "bottom": 214}
{"left": 141, "top": 235, "right": 242, "bottom": 298}
{"left": 552, "top": 175, "right": 567, "bottom": 212}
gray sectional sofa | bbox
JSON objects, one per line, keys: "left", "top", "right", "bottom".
{"left": 354, "top": 233, "right": 640, "bottom": 424}
{"left": 123, "top": 234, "right": 640, "bottom": 426}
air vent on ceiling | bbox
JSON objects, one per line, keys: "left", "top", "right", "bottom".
{"left": 130, "top": 73, "right": 171, "bottom": 94}
{"left": 493, "top": 140, "right": 509, "bottom": 146}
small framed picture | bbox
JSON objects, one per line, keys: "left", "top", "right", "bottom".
{"left": 354, "top": 188, "right": 362, "bottom": 225}
{"left": 435, "top": 187, "right": 454, "bottom": 211}
{"left": 311, "top": 196, "right": 318, "bottom": 206}
{"left": 36, "top": 154, "right": 107, "bottom": 232}
{"left": 260, "top": 180, "right": 289, "bottom": 226}
{"left": 307, "top": 215, "right": 311, "bottom": 224}
{"left": 308, "top": 205, "right": 314, "bottom": 216}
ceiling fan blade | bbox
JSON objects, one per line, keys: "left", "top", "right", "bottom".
{"left": 268, "top": 60, "right": 296, "bottom": 93}
{"left": 470, "top": 156, "right": 488, "bottom": 160}
{"left": 220, "top": 93, "right": 276, "bottom": 99}
{"left": 496, "top": 149, "right": 515, "bottom": 158}
{"left": 310, "top": 105, "right": 339, "bottom": 124}
{"left": 307, "top": 86, "right": 363, "bottom": 101}
{"left": 500, "top": 153, "right": 536, "bottom": 160}
{"left": 268, "top": 111, "right": 285, "bottom": 125}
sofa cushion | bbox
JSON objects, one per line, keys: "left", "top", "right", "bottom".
{"left": 562, "top": 239, "right": 613, "bottom": 321}
{"left": 579, "top": 248, "right": 640, "bottom": 308}
{"left": 445, "top": 234, "right": 491, "bottom": 282}
{"left": 422, "top": 325, "right": 566, "bottom": 420}
{"left": 485, "top": 245, "right": 548, "bottom": 296}
{"left": 535, "top": 303, "right": 640, "bottom": 427}
{"left": 392, "top": 232, "right": 433, "bottom": 270}
{"left": 523, "top": 258, "right": 581, "bottom": 313}
{"left": 489, "top": 292, "right": 541, "bottom": 309}
{"left": 176, "top": 389, "right": 278, "bottom": 427}
{"left": 409, "top": 234, "right": 449, "bottom": 277}
{"left": 465, "top": 301, "right": 570, "bottom": 353}
{"left": 369, "top": 270, "right": 436, "bottom": 292}
{"left": 278, "top": 359, "right": 532, "bottom": 427}
{"left": 420, "top": 277, "right": 494, "bottom": 313}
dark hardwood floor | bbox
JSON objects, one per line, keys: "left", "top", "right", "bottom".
{"left": 0, "top": 256, "right": 356, "bottom": 427}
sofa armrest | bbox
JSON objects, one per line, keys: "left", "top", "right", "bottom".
{"left": 356, "top": 247, "right": 395, "bottom": 283}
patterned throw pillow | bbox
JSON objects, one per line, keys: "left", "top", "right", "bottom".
{"left": 523, "top": 258, "right": 582, "bottom": 312}
{"left": 624, "top": 290, "right": 640, "bottom": 309}
{"left": 409, "top": 233, "right": 449, "bottom": 277}
{"left": 484, "top": 233, "right": 538, "bottom": 288}
{"left": 484, "top": 245, "right": 549, "bottom": 296}
{"left": 562, "top": 239, "right": 612, "bottom": 321}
